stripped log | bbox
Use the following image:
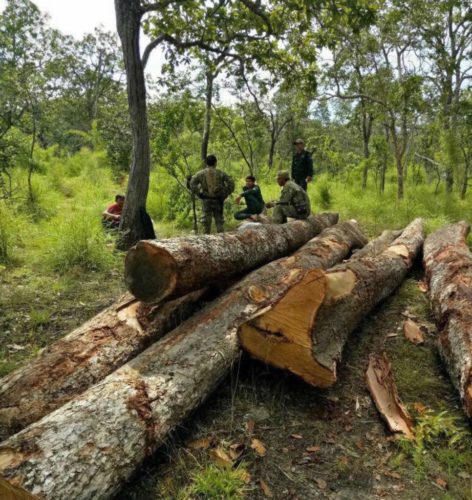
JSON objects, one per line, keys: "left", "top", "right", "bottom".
{"left": 423, "top": 221, "right": 472, "bottom": 417}
{"left": 0, "top": 221, "right": 367, "bottom": 499}
{"left": 0, "top": 289, "right": 207, "bottom": 439}
{"left": 125, "top": 212, "right": 339, "bottom": 303}
{"left": 239, "top": 219, "right": 424, "bottom": 388}
{"left": 351, "top": 229, "right": 402, "bottom": 259}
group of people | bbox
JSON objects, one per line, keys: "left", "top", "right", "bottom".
{"left": 189, "top": 138, "right": 314, "bottom": 233}
{"left": 103, "top": 139, "right": 314, "bottom": 234}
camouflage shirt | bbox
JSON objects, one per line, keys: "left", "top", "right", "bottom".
{"left": 277, "top": 180, "right": 311, "bottom": 215}
{"left": 190, "top": 167, "right": 235, "bottom": 200}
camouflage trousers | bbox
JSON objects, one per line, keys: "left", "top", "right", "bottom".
{"left": 272, "top": 205, "right": 308, "bottom": 224}
{"left": 201, "top": 199, "right": 224, "bottom": 234}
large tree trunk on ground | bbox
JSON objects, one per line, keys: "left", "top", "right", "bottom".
{"left": 0, "top": 290, "right": 208, "bottom": 440}
{"left": 125, "top": 212, "right": 339, "bottom": 303}
{"left": 351, "top": 229, "right": 402, "bottom": 260}
{"left": 239, "top": 219, "right": 424, "bottom": 387}
{"left": 0, "top": 222, "right": 367, "bottom": 499}
{"left": 115, "top": 0, "right": 151, "bottom": 249}
{"left": 423, "top": 222, "right": 472, "bottom": 418}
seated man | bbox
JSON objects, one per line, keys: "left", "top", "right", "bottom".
{"left": 102, "top": 194, "right": 125, "bottom": 229}
{"left": 265, "top": 171, "right": 311, "bottom": 224}
{"left": 234, "top": 175, "right": 265, "bottom": 221}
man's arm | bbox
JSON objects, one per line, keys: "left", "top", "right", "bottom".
{"left": 189, "top": 172, "right": 201, "bottom": 194}
{"left": 102, "top": 209, "right": 120, "bottom": 221}
{"left": 305, "top": 153, "right": 314, "bottom": 181}
{"left": 225, "top": 174, "right": 235, "bottom": 195}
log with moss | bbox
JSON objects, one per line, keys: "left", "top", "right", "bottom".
{"left": 0, "top": 221, "right": 367, "bottom": 499}
{"left": 125, "top": 212, "right": 339, "bottom": 303}
{"left": 423, "top": 221, "right": 472, "bottom": 418}
{"left": 238, "top": 219, "right": 424, "bottom": 387}
{"left": 0, "top": 289, "right": 207, "bottom": 439}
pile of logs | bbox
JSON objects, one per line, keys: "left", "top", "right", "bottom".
{"left": 0, "top": 213, "right": 471, "bottom": 499}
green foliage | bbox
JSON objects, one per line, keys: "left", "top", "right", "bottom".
{"left": 185, "top": 465, "right": 247, "bottom": 499}
{"left": 46, "top": 212, "right": 113, "bottom": 273}
{"left": 398, "top": 410, "right": 470, "bottom": 476}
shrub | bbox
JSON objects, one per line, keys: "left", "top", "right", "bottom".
{"left": 186, "top": 465, "right": 247, "bottom": 499}
{"left": 47, "top": 212, "right": 113, "bottom": 273}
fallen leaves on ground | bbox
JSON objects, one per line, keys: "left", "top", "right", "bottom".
{"left": 315, "top": 478, "right": 327, "bottom": 490}
{"left": 188, "top": 437, "right": 211, "bottom": 450}
{"left": 418, "top": 281, "right": 428, "bottom": 293}
{"left": 403, "top": 319, "right": 425, "bottom": 345}
{"left": 306, "top": 445, "right": 320, "bottom": 453}
{"left": 290, "top": 433, "right": 303, "bottom": 439}
{"left": 229, "top": 443, "right": 245, "bottom": 460}
{"left": 260, "top": 479, "right": 273, "bottom": 497}
{"left": 250, "top": 438, "right": 267, "bottom": 457}
{"left": 209, "top": 447, "right": 233, "bottom": 468}
{"left": 434, "top": 477, "right": 448, "bottom": 490}
{"left": 245, "top": 419, "right": 255, "bottom": 434}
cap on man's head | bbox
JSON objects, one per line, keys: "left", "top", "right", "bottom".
{"left": 293, "top": 138, "right": 304, "bottom": 145}
{"left": 276, "top": 170, "right": 290, "bottom": 181}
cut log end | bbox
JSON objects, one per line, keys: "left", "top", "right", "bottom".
{"left": 125, "top": 242, "right": 177, "bottom": 303}
{"left": 239, "top": 269, "right": 336, "bottom": 387}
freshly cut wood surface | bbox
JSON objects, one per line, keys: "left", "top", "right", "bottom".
{"left": 239, "top": 219, "right": 424, "bottom": 387}
{"left": 125, "top": 212, "right": 339, "bottom": 303}
{"left": 0, "top": 289, "right": 207, "bottom": 439}
{"left": 0, "top": 221, "right": 366, "bottom": 500}
{"left": 423, "top": 221, "right": 472, "bottom": 417}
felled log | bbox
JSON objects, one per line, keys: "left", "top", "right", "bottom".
{"left": 423, "top": 221, "right": 472, "bottom": 417}
{"left": 351, "top": 228, "right": 402, "bottom": 259}
{"left": 0, "top": 221, "right": 366, "bottom": 499}
{"left": 239, "top": 219, "right": 424, "bottom": 388}
{"left": 0, "top": 289, "right": 207, "bottom": 439}
{"left": 125, "top": 212, "right": 339, "bottom": 303}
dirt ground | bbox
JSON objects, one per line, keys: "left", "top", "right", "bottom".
{"left": 117, "top": 267, "right": 472, "bottom": 500}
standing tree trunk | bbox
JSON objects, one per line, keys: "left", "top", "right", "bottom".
{"left": 0, "top": 222, "right": 367, "bottom": 500}
{"left": 125, "top": 213, "right": 339, "bottom": 303}
{"left": 201, "top": 71, "right": 214, "bottom": 162}
{"left": 0, "top": 290, "right": 208, "bottom": 439}
{"left": 115, "top": 0, "right": 151, "bottom": 249}
{"left": 239, "top": 219, "right": 424, "bottom": 387}
{"left": 423, "top": 222, "right": 472, "bottom": 417}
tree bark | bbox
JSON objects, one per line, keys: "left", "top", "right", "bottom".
{"left": 201, "top": 71, "right": 214, "bottom": 162}
{"left": 239, "top": 219, "right": 424, "bottom": 387}
{"left": 0, "top": 222, "right": 367, "bottom": 499}
{"left": 423, "top": 222, "right": 472, "bottom": 417}
{"left": 0, "top": 290, "right": 208, "bottom": 440}
{"left": 115, "top": 0, "right": 151, "bottom": 249}
{"left": 125, "top": 212, "right": 339, "bottom": 303}
{"left": 351, "top": 229, "right": 402, "bottom": 260}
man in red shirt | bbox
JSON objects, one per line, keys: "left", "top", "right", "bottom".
{"left": 102, "top": 194, "right": 125, "bottom": 229}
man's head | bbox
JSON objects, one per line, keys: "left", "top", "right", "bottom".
{"left": 245, "top": 175, "right": 256, "bottom": 188}
{"left": 276, "top": 170, "right": 290, "bottom": 186}
{"left": 206, "top": 155, "right": 217, "bottom": 167}
{"left": 293, "top": 138, "right": 304, "bottom": 154}
{"left": 115, "top": 194, "right": 125, "bottom": 207}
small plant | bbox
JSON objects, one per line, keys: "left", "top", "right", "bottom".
{"left": 185, "top": 464, "right": 248, "bottom": 499}
{"left": 398, "top": 409, "right": 469, "bottom": 476}
{"left": 29, "top": 309, "right": 51, "bottom": 329}
{"left": 317, "top": 183, "right": 332, "bottom": 209}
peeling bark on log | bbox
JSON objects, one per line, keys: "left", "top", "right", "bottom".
{"left": 125, "top": 212, "right": 339, "bottom": 303}
{"left": 423, "top": 221, "right": 472, "bottom": 417}
{"left": 0, "top": 221, "right": 366, "bottom": 500}
{"left": 366, "top": 353, "right": 414, "bottom": 438}
{"left": 239, "top": 219, "right": 424, "bottom": 388}
{"left": 0, "top": 289, "right": 207, "bottom": 439}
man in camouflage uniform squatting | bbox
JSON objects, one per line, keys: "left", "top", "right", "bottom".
{"left": 190, "top": 155, "right": 235, "bottom": 234}
{"left": 266, "top": 171, "right": 311, "bottom": 224}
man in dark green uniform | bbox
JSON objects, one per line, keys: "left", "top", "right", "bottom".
{"left": 266, "top": 171, "right": 311, "bottom": 224}
{"left": 234, "top": 175, "right": 265, "bottom": 221}
{"left": 291, "top": 138, "right": 313, "bottom": 191}
{"left": 190, "top": 155, "right": 235, "bottom": 233}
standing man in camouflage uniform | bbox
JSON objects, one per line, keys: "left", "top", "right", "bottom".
{"left": 190, "top": 155, "right": 235, "bottom": 234}
{"left": 266, "top": 171, "right": 311, "bottom": 224}
{"left": 291, "top": 138, "right": 313, "bottom": 191}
